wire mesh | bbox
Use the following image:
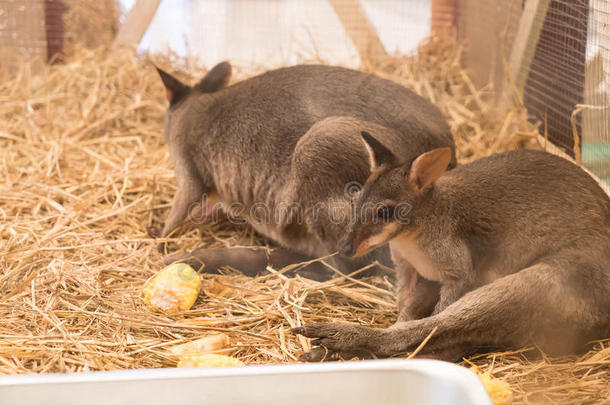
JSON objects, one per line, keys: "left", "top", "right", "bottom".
{"left": 523, "top": 0, "right": 588, "bottom": 155}
{"left": 584, "top": 0, "right": 610, "bottom": 185}
{"left": 44, "top": 0, "right": 63, "bottom": 63}
{"left": 1, "top": 0, "right": 608, "bottom": 185}
{"left": 440, "top": 0, "right": 610, "bottom": 186}
{"left": 0, "top": 0, "right": 48, "bottom": 70}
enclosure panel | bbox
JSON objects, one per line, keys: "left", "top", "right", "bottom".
{"left": 522, "top": 0, "right": 588, "bottom": 156}
{"left": 138, "top": 0, "right": 430, "bottom": 68}
{"left": 456, "top": 0, "right": 609, "bottom": 186}
{"left": 583, "top": 0, "right": 610, "bottom": 185}
{"left": 0, "top": 0, "right": 47, "bottom": 71}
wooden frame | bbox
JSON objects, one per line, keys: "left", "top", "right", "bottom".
{"left": 113, "top": 0, "right": 162, "bottom": 49}
{"left": 327, "top": 0, "right": 387, "bottom": 65}
{"left": 503, "top": 0, "right": 551, "bottom": 99}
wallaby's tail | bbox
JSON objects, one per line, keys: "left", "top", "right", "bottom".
{"left": 164, "top": 247, "right": 334, "bottom": 281}
{"left": 163, "top": 245, "right": 393, "bottom": 281}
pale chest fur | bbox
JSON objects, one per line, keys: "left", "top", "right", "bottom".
{"left": 390, "top": 234, "right": 443, "bottom": 282}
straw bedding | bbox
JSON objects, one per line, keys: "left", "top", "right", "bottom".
{"left": 0, "top": 40, "right": 608, "bottom": 404}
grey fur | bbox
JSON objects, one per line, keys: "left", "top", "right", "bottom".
{"left": 154, "top": 63, "right": 455, "bottom": 278}
{"left": 295, "top": 149, "right": 610, "bottom": 359}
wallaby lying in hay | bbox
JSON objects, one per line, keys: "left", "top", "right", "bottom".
{"left": 151, "top": 62, "right": 455, "bottom": 279}
{"left": 294, "top": 142, "right": 610, "bottom": 360}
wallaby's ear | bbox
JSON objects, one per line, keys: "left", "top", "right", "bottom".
{"left": 408, "top": 147, "right": 452, "bottom": 193}
{"left": 194, "top": 61, "right": 232, "bottom": 93}
{"left": 155, "top": 66, "right": 190, "bottom": 105}
{"left": 361, "top": 131, "right": 397, "bottom": 170}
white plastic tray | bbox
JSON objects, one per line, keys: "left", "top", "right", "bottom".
{"left": 0, "top": 359, "right": 492, "bottom": 405}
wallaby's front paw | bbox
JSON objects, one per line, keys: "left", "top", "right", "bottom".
{"left": 146, "top": 225, "right": 161, "bottom": 239}
{"left": 298, "top": 346, "right": 373, "bottom": 362}
{"left": 157, "top": 241, "right": 172, "bottom": 254}
{"left": 299, "top": 346, "right": 338, "bottom": 362}
{"left": 146, "top": 226, "right": 171, "bottom": 254}
{"left": 292, "top": 323, "right": 378, "bottom": 356}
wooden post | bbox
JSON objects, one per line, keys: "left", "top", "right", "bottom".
{"left": 431, "top": 0, "right": 457, "bottom": 38}
{"left": 113, "top": 0, "right": 162, "bottom": 49}
{"left": 504, "top": 0, "right": 551, "bottom": 96}
{"left": 456, "top": 0, "right": 523, "bottom": 90}
{"left": 327, "top": 0, "right": 387, "bottom": 65}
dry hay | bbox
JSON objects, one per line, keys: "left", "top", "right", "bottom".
{"left": 62, "top": 0, "right": 120, "bottom": 56}
{"left": 0, "top": 40, "right": 608, "bottom": 404}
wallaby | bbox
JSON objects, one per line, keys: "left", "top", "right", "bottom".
{"left": 151, "top": 62, "right": 455, "bottom": 279}
{"left": 294, "top": 140, "right": 610, "bottom": 360}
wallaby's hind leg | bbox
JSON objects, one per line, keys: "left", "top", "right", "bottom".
{"left": 164, "top": 247, "right": 334, "bottom": 281}
{"left": 294, "top": 261, "right": 610, "bottom": 360}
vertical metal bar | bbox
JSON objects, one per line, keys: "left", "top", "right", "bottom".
{"left": 44, "top": 0, "right": 64, "bottom": 63}
{"left": 113, "top": 0, "right": 162, "bottom": 49}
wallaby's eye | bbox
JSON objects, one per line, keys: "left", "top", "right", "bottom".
{"left": 377, "top": 205, "right": 394, "bottom": 221}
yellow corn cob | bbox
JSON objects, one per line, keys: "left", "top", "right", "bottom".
{"left": 169, "top": 334, "right": 230, "bottom": 356}
{"left": 142, "top": 263, "right": 202, "bottom": 314}
{"left": 177, "top": 353, "right": 244, "bottom": 368}
{"left": 472, "top": 368, "right": 513, "bottom": 405}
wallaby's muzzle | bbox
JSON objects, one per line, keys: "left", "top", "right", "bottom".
{"left": 337, "top": 234, "right": 356, "bottom": 257}
{"left": 338, "top": 228, "right": 373, "bottom": 257}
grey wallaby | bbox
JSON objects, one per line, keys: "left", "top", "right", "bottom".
{"left": 151, "top": 62, "right": 455, "bottom": 279}
{"left": 294, "top": 143, "right": 610, "bottom": 360}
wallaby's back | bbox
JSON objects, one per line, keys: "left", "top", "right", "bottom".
{"left": 435, "top": 149, "right": 610, "bottom": 273}
{"left": 189, "top": 65, "right": 454, "bottom": 207}
{"left": 175, "top": 65, "right": 454, "bottom": 261}
{"left": 156, "top": 62, "right": 456, "bottom": 276}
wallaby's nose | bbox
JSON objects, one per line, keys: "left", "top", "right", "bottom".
{"left": 337, "top": 235, "right": 355, "bottom": 257}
